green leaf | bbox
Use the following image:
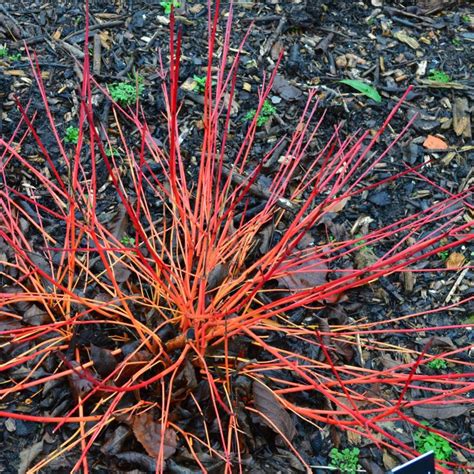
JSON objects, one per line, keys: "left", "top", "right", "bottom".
{"left": 339, "top": 79, "right": 382, "bottom": 103}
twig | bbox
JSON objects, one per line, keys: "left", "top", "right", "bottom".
{"left": 259, "top": 16, "right": 287, "bottom": 61}
{"left": 445, "top": 265, "right": 470, "bottom": 303}
{"left": 63, "top": 20, "right": 126, "bottom": 43}
{"left": 93, "top": 34, "right": 101, "bottom": 76}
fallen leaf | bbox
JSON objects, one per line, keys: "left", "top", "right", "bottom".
{"left": 360, "top": 459, "right": 384, "bottom": 474}
{"left": 277, "top": 255, "right": 328, "bottom": 291}
{"left": 423, "top": 135, "right": 448, "bottom": 150}
{"left": 115, "top": 349, "right": 152, "bottom": 385}
{"left": 339, "top": 79, "right": 381, "bottom": 103}
{"left": 101, "top": 425, "right": 130, "bottom": 455}
{"left": 132, "top": 411, "right": 177, "bottom": 460}
{"left": 114, "top": 451, "right": 156, "bottom": 471}
{"left": 18, "top": 439, "right": 44, "bottom": 474}
{"left": 206, "top": 263, "right": 229, "bottom": 291}
{"left": 253, "top": 381, "right": 296, "bottom": 440}
{"left": 382, "top": 451, "right": 399, "bottom": 470}
{"left": 23, "top": 304, "right": 49, "bottom": 326}
{"left": 90, "top": 345, "right": 117, "bottom": 378}
{"left": 272, "top": 74, "right": 303, "bottom": 101}
{"left": 346, "top": 430, "right": 362, "bottom": 445}
{"left": 99, "top": 30, "right": 112, "bottom": 49}
{"left": 180, "top": 76, "right": 197, "bottom": 92}
{"left": 0, "top": 317, "right": 22, "bottom": 333}
{"left": 445, "top": 252, "right": 466, "bottom": 269}
{"left": 222, "top": 92, "right": 238, "bottom": 115}
{"left": 324, "top": 197, "right": 350, "bottom": 213}
{"left": 68, "top": 361, "right": 95, "bottom": 400}
{"left": 413, "top": 403, "right": 471, "bottom": 420}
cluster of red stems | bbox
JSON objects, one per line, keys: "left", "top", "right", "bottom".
{"left": 0, "top": 1, "right": 472, "bottom": 473}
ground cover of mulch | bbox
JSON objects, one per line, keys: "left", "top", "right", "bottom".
{"left": 0, "top": 0, "right": 473, "bottom": 472}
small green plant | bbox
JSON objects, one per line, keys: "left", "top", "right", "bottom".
{"left": 64, "top": 126, "right": 79, "bottom": 144}
{"left": 193, "top": 75, "right": 207, "bottom": 93}
{"left": 329, "top": 447, "right": 361, "bottom": 473}
{"left": 0, "top": 47, "right": 22, "bottom": 61}
{"left": 427, "top": 358, "right": 447, "bottom": 371}
{"left": 451, "top": 37, "right": 462, "bottom": 47}
{"left": 461, "top": 15, "right": 471, "bottom": 24}
{"left": 109, "top": 78, "right": 144, "bottom": 106}
{"left": 428, "top": 70, "right": 451, "bottom": 83}
{"left": 355, "top": 234, "right": 373, "bottom": 249}
{"left": 121, "top": 235, "right": 136, "bottom": 246}
{"left": 244, "top": 100, "right": 277, "bottom": 126}
{"left": 437, "top": 249, "right": 449, "bottom": 261}
{"left": 414, "top": 424, "right": 453, "bottom": 460}
{"left": 160, "top": 0, "right": 180, "bottom": 14}
{"left": 105, "top": 147, "right": 120, "bottom": 157}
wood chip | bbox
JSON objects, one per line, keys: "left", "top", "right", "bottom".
{"left": 394, "top": 30, "right": 420, "bottom": 50}
{"left": 423, "top": 134, "right": 448, "bottom": 150}
{"left": 453, "top": 97, "right": 471, "bottom": 138}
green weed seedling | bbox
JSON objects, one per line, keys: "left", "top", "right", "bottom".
{"left": 415, "top": 424, "right": 453, "bottom": 461}
{"left": 193, "top": 75, "right": 207, "bottom": 94}
{"left": 0, "top": 47, "right": 22, "bottom": 61}
{"left": 329, "top": 447, "right": 361, "bottom": 473}
{"left": 437, "top": 249, "right": 449, "bottom": 261}
{"left": 64, "top": 126, "right": 79, "bottom": 144}
{"left": 105, "top": 147, "right": 120, "bottom": 158}
{"left": 244, "top": 100, "right": 277, "bottom": 127}
{"left": 109, "top": 78, "right": 144, "bottom": 106}
{"left": 427, "top": 358, "right": 447, "bottom": 371}
{"left": 428, "top": 70, "right": 451, "bottom": 83}
{"left": 121, "top": 235, "right": 136, "bottom": 247}
{"left": 160, "top": 0, "right": 180, "bottom": 15}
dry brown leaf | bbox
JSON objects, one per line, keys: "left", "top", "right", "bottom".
{"left": 346, "top": 430, "right": 361, "bottom": 445}
{"left": 423, "top": 134, "right": 448, "bottom": 150}
{"left": 23, "top": 304, "right": 49, "bottom": 326}
{"left": 99, "top": 30, "right": 112, "bottom": 49}
{"left": 253, "top": 381, "right": 296, "bottom": 441}
{"left": 180, "top": 76, "right": 197, "bottom": 92}
{"left": 90, "top": 345, "right": 117, "bottom": 378}
{"left": 413, "top": 403, "right": 471, "bottom": 420}
{"left": 132, "top": 411, "right": 177, "bottom": 460}
{"left": 445, "top": 252, "right": 466, "bottom": 269}
{"left": 0, "top": 317, "right": 23, "bottom": 333}
{"left": 206, "top": 263, "right": 229, "bottom": 291}
{"left": 277, "top": 256, "right": 328, "bottom": 291}
{"left": 272, "top": 74, "right": 303, "bottom": 101}
{"left": 324, "top": 197, "right": 350, "bottom": 213}
{"left": 382, "top": 451, "right": 399, "bottom": 470}
{"left": 68, "top": 361, "right": 95, "bottom": 400}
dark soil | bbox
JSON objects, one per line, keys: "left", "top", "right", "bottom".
{"left": 0, "top": 0, "right": 472, "bottom": 472}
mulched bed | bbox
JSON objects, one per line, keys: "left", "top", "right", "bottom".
{"left": 0, "top": 0, "right": 472, "bottom": 472}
